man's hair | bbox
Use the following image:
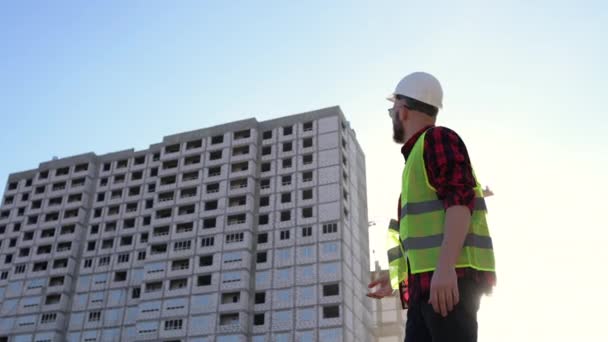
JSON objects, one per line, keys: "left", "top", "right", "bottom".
{"left": 396, "top": 95, "right": 438, "bottom": 117}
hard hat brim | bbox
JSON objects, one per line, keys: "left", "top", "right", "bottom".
{"left": 386, "top": 94, "right": 396, "bottom": 102}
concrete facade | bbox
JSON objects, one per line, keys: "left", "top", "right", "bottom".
{"left": 0, "top": 106, "right": 372, "bottom": 342}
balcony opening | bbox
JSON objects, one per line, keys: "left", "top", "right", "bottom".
{"left": 151, "top": 244, "right": 167, "bottom": 255}
{"left": 165, "top": 143, "right": 180, "bottom": 154}
{"left": 234, "top": 129, "right": 251, "bottom": 140}
{"left": 231, "top": 162, "right": 249, "bottom": 173}
{"left": 206, "top": 183, "right": 219, "bottom": 194}
{"left": 176, "top": 222, "right": 193, "bottom": 233}
{"left": 45, "top": 294, "right": 61, "bottom": 305}
{"left": 171, "top": 259, "right": 190, "bottom": 271}
{"left": 228, "top": 196, "right": 246, "bottom": 207}
{"left": 126, "top": 203, "right": 138, "bottom": 213}
{"left": 232, "top": 145, "right": 250, "bottom": 157}
{"left": 227, "top": 214, "right": 246, "bottom": 226}
{"left": 55, "top": 167, "right": 69, "bottom": 176}
{"left": 67, "top": 194, "right": 82, "bottom": 203}
{"left": 323, "top": 305, "right": 340, "bottom": 318}
{"left": 160, "top": 175, "right": 177, "bottom": 186}
{"left": 199, "top": 255, "right": 213, "bottom": 267}
{"left": 49, "top": 195, "right": 62, "bottom": 206}
{"left": 33, "top": 262, "right": 48, "bottom": 272}
{"left": 169, "top": 278, "right": 188, "bottom": 290}
{"left": 197, "top": 274, "right": 211, "bottom": 286}
{"left": 253, "top": 314, "right": 265, "bottom": 326}
{"left": 186, "top": 139, "right": 202, "bottom": 150}
{"left": 323, "top": 284, "right": 340, "bottom": 296}
{"left": 162, "top": 160, "right": 178, "bottom": 170}
{"left": 303, "top": 154, "right": 313, "bottom": 165}
{"left": 57, "top": 242, "right": 71, "bottom": 252}
{"left": 158, "top": 191, "right": 173, "bottom": 203}
{"left": 203, "top": 217, "right": 216, "bottom": 229}
{"left": 209, "top": 150, "right": 223, "bottom": 161}
{"left": 184, "top": 155, "right": 200, "bottom": 166}
{"left": 156, "top": 209, "right": 172, "bottom": 219}
{"left": 131, "top": 171, "right": 143, "bottom": 181}
{"left": 145, "top": 281, "right": 162, "bottom": 293}
{"left": 204, "top": 200, "right": 218, "bottom": 211}
{"left": 178, "top": 204, "right": 195, "bottom": 215}
{"left": 219, "top": 313, "right": 239, "bottom": 326}
{"left": 129, "top": 186, "right": 141, "bottom": 196}
{"left": 37, "top": 245, "right": 52, "bottom": 255}
{"left": 255, "top": 292, "right": 266, "bottom": 304}
{"left": 257, "top": 233, "right": 268, "bottom": 244}
{"left": 260, "top": 178, "right": 270, "bottom": 190}
{"left": 114, "top": 271, "right": 127, "bottom": 282}
{"left": 154, "top": 226, "right": 170, "bottom": 237}
{"left": 208, "top": 166, "right": 221, "bottom": 177}
{"left": 303, "top": 121, "right": 313, "bottom": 131}
{"left": 49, "top": 276, "right": 64, "bottom": 287}
{"left": 221, "top": 292, "right": 240, "bottom": 304}
{"left": 48, "top": 258, "right": 68, "bottom": 272}
{"left": 303, "top": 171, "right": 313, "bottom": 182}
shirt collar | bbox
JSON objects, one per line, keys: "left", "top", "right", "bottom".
{"left": 400, "top": 125, "right": 434, "bottom": 162}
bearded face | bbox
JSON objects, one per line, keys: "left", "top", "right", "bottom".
{"left": 392, "top": 113, "right": 405, "bottom": 144}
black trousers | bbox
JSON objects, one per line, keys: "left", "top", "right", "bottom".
{"left": 404, "top": 278, "right": 482, "bottom": 342}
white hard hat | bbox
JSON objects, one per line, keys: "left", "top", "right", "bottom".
{"left": 387, "top": 72, "right": 443, "bottom": 109}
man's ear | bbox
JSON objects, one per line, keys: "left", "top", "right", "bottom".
{"left": 399, "top": 107, "right": 408, "bottom": 122}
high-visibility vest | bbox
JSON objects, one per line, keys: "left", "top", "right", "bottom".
{"left": 400, "top": 130, "right": 495, "bottom": 275}
{"left": 386, "top": 219, "right": 406, "bottom": 290}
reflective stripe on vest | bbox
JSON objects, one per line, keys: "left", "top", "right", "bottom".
{"left": 401, "top": 233, "right": 493, "bottom": 251}
{"left": 401, "top": 198, "right": 487, "bottom": 219}
{"left": 388, "top": 219, "right": 399, "bottom": 232}
{"left": 387, "top": 245, "right": 403, "bottom": 262}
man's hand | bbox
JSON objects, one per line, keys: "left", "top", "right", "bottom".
{"left": 428, "top": 266, "right": 459, "bottom": 317}
{"left": 431, "top": 205, "right": 470, "bottom": 316}
{"left": 366, "top": 274, "right": 394, "bottom": 299}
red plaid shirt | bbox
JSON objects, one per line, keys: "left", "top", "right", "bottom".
{"left": 398, "top": 125, "right": 496, "bottom": 305}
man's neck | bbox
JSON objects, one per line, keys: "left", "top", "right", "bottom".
{"left": 404, "top": 122, "right": 432, "bottom": 143}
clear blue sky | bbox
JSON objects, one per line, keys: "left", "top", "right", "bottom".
{"left": 1, "top": 1, "right": 607, "bottom": 340}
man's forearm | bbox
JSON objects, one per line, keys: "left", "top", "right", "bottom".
{"left": 437, "top": 206, "right": 471, "bottom": 270}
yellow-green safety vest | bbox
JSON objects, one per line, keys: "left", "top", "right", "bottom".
{"left": 386, "top": 219, "right": 406, "bottom": 290}
{"left": 399, "top": 130, "right": 495, "bottom": 275}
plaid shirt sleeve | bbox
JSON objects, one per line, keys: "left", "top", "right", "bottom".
{"left": 423, "top": 127, "right": 476, "bottom": 212}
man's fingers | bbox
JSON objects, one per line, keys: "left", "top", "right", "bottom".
{"left": 452, "top": 284, "right": 460, "bottom": 306}
{"left": 368, "top": 277, "right": 387, "bottom": 288}
{"left": 445, "top": 289, "right": 454, "bottom": 314}
{"left": 438, "top": 291, "right": 448, "bottom": 317}
{"left": 429, "top": 290, "right": 439, "bottom": 314}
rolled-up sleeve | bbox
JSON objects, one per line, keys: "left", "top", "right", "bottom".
{"left": 423, "top": 127, "right": 476, "bottom": 213}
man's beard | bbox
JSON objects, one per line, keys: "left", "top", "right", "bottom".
{"left": 392, "top": 118, "right": 405, "bottom": 143}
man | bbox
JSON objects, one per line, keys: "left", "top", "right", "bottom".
{"left": 367, "top": 72, "right": 496, "bottom": 342}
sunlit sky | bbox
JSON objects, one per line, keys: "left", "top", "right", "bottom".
{"left": 1, "top": 1, "right": 607, "bottom": 340}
